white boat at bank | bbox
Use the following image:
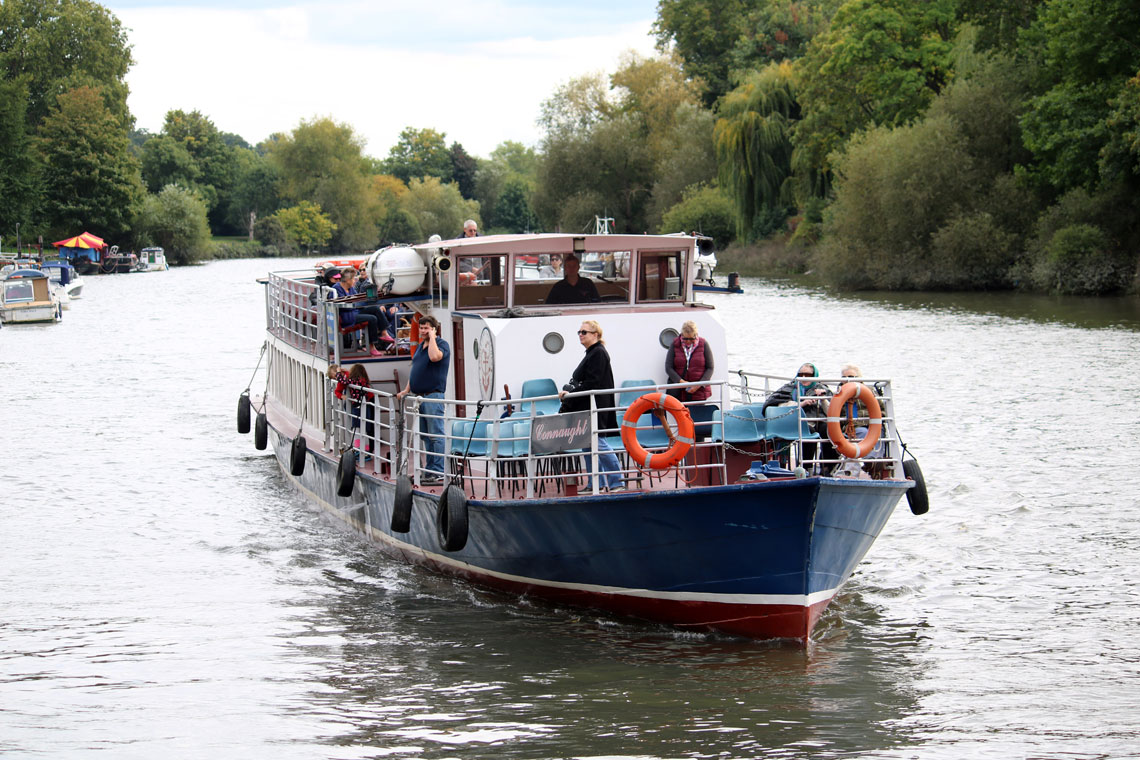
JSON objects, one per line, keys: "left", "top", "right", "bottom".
{"left": 1, "top": 269, "right": 62, "bottom": 323}
{"left": 135, "top": 247, "right": 168, "bottom": 272}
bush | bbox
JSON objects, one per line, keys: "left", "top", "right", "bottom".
{"left": 1029, "top": 224, "right": 1128, "bottom": 294}
{"left": 659, "top": 184, "right": 736, "bottom": 249}
{"left": 253, "top": 216, "right": 298, "bottom": 255}
{"left": 927, "top": 211, "right": 1020, "bottom": 290}
{"left": 817, "top": 115, "right": 983, "bottom": 289}
{"left": 136, "top": 185, "right": 213, "bottom": 266}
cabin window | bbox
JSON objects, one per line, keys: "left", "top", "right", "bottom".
{"left": 637, "top": 250, "right": 686, "bottom": 303}
{"left": 513, "top": 250, "right": 633, "bottom": 307}
{"left": 4, "top": 282, "right": 35, "bottom": 302}
{"left": 456, "top": 255, "right": 506, "bottom": 309}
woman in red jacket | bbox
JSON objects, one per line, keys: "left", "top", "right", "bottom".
{"left": 665, "top": 320, "right": 714, "bottom": 402}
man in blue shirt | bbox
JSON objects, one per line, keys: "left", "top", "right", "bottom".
{"left": 397, "top": 314, "right": 450, "bottom": 483}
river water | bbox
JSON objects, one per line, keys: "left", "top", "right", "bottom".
{"left": 2, "top": 257, "right": 1138, "bottom": 759}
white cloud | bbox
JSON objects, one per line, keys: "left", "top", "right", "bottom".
{"left": 115, "top": 3, "right": 657, "bottom": 157}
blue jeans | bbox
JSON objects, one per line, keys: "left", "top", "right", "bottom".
{"left": 583, "top": 438, "right": 623, "bottom": 489}
{"left": 419, "top": 392, "right": 445, "bottom": 474}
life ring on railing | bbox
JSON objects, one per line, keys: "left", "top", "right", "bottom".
{"left": 620, "top": 393, "right": 694, "bottom": 469}
{"left": 826, "top": 382, "right": 882, "bottom": 459}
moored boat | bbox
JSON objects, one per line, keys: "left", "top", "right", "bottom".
{"left": 135, "top": 247, "right": 168, "bottom": 272}
{"left": 239, "top": 233, "right": 926, "bottom": 641}
{"left": 41, "top": 260, "right": 84, "bottom": 307}
{"left": 1, "top": 269, "right": 62, "bottom": 323}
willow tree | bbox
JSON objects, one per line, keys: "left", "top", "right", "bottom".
{"left": 713, "top": 61, "right": 798, "bottom": 239}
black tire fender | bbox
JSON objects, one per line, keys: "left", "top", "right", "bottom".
{"left": 436, "top": 484, "right": 468, "bottom": 552}
{"left": 237, "top": 392, "right": 251, "bottom": 434}
{"left": 290, "top": 436, "right": 307, "bottom": 476}
{"left": 391, "top": 475, "right": 413, "bottom": 533}
{"left": 903, "top": 459, "right": 929, "bottom": 515}
{"left": 336, "top": 450, "right": 356, "bottom": 497}
{"left": 254, "top": 411, "right": 268, "bottom": 450}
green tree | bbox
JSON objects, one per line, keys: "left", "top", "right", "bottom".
{"left": 0, "top": 0, "right": 133, "bottom": 129}
{"left": 1018, "top": 0, "right": 1140, "bottom": 192}
{"left": 653, "top": 0, "right": 750, "bottom": 106}
{"left": 274, "top": 201, "right": 336, "bottom": 251}
{"left": 495, "top": 178, "right": 537, "bottom": 233}
{"left": 0, "top": 77, "right": 39, "bottom": 235}
{"left": 449, "top": 142, "right": 478, "bottom": 199}
{"left": 817, "top": 114, "right": 984, "bottom": 289}
{"left": 647, "top": 103, "right": 718, "bottom": 233}
{"left": 659, "top": 183, "right": 736, "bottom": 248}
{"left": 136, "top": 184, "right": 212, "bottom": 266}
{"left": 537, "top": 73, "right": 615, "bottom": 136}
{"left": 36, "top": 86, "right": 144, "bottom": 241}
{"left": 474, "top": 141, "right": 538, "bottom": 229}
{"left": 140, "top": 134, "right": 201, "bottom": 193}
{"left": 268, "top": 117, "right": 377, "bottom": 250}
{"left": 400, "top": 177, "right": 479, "bottom": 240}
{"left": 714, "top": 62, "right": 798, "bottom": 240}
{"left": 382, "top": 127, "right": 452, "bottom": 184}
{"left": 227, "top": 148, "right": 280, "bottom": 239}
{"left": 793, "top": 0, "right": 957, "bottom": 183}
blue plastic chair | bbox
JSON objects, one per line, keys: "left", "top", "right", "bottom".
{"left": 618, "top": 379, "right": 656, "bottom": 410}
{"left": 519, "top": 378, "right": 561, "bottom": 416}
{"left": 723, "top": 406, "right": 762, "bottom": 443}
{"left": 449, "top": 419, "right": 492, "bottom": 456}
{"left": 762, "top": 406, "right": 819, "bottom": 441}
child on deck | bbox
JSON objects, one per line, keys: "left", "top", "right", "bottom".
{"left": 328, "top": 364, "right": 373, "bottom": 453}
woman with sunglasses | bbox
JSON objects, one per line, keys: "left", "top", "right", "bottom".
{"left": 558, "top": 320, "right": 624, "bottom": 491}
{"left": 665, "top": 320, "right": 714, "bottom": 403}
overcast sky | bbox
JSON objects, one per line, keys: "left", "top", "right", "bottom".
{"left": 105, "top": 1, "right": 661, "bottom": 159}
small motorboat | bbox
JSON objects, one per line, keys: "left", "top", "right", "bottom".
{"left": 1, "top": 269, "right": 62, "bottom": 323}
{"left": 41, "top": 260, "right": 84, "bottom": 308}
{"left": 135, "top": 247, "right": 168, "bottom": 272}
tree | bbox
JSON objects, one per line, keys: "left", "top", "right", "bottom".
{"left": 537, "top": 73, "right": 615, "bottom": 137}
{"left": 495, "top": 178, "right": 537, "bottom": 233}
{"left": 611, "top": 51, "right": 702, "bottom": 165}
{"left": 653, "top": 0, "right": 750, "bottom": 106}
{"left": 714, "top": 62, "right": 798, "bottom": 239}
{"left": 136, "top": 184, "right": 212, "bottom": 266}
{"left": 793, "top": 0, "right": 957, "bottom": 183}
{"left": 227, "top": 148, "right": 280, "bottom": 239}
{"left": 647, "top": 102, "right": 718, "bottom": 232}
{"left": 274, "top": 201, "right": 336, "bottom": 251}
{"left": 268, "top": 117, "right": 377, "bottom": 250}
{"left": 449, "top": 142, "right": 478, "bottom": 199}
{"left": 36, "top": 86, "right": 144, "bottom": 241}
{"left": 382, "top": 127, "right": 452, "bottom": 184}
{"left": 660, "top": 183, "right": 735, "bottom": 248}
{"left": 0, "top": 77, "right": 40, "bottom": 235}
{"left": 1018, "top": 0, "right": 1140, "bottom": 192}
{"left": 140, "top": 135, "right": 201, "bottom": 194}
{"left": 399, "top": 177, "right": 479, "bottom": 240}
{"left": 0, "top": 0, "right": 133, "bottom": 130}
{"left": 474, "top": 141, "right": 538, "bottom": 229}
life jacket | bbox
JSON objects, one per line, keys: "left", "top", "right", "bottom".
{"left": 671, "top": 336, "right": 711, "bottom": 401}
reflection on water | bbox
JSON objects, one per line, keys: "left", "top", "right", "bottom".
{"left": 0, "top": 262, "right": 1137, "bottom": 759}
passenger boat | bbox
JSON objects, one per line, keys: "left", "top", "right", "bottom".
{"left": 239, "top": 233, "right": 927, "bottom": 641}
{"left": 1, "top": 269, "right": 63, "bottom": 323}
{"left": 135, "top": 247, "right": 168, "bottom": 272}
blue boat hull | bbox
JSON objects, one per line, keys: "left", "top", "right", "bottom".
{"left": 270, "top": 426, "right": 908, "bottom": 640}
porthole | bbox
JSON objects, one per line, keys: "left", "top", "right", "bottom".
{"left": 472, "top": 339, "right": 479, "bottom": 359}
{"left": 542, "top": 332, "right": 564, "bottom": 354}
{"left": 659, "top": 328, "right": 679, "bottom": 349}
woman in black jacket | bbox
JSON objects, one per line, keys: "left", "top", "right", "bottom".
{"left": 559, "top": 320, "right": 623, "bottom": 491}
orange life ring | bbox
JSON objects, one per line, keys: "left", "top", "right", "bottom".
{"left": 826, "top": 383, "right": 883, "bottom": 458}
{"left": 620, "top": 393, "right": 695, "bottom": 469}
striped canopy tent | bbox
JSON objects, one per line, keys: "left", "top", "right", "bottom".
{"left": 53, "top": 231, "right": 105, "bottom": 262}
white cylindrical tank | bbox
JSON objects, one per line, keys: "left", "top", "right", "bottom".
{"left": 365, "top": 246, "right": 427, "bottom": 296}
